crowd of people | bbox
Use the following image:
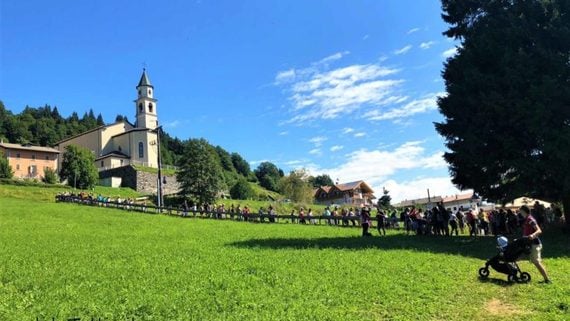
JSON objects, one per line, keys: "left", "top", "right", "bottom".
{"left": 56, "top": 192, "right": 563, "bottom": 238}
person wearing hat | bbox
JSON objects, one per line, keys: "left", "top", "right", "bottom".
{"left": 520, "top": 205, "right": 551, "bottom": 283}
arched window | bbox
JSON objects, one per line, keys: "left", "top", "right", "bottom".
{"left": 138, "top": 103, "right": 143, "bottom": 112}
{"left": 148, "top": 89, "right": 152, "bottom": 95}
{"left": 148, "top": 103, "right": 153, "bottom": 113}
{"left": 138, "top": 142, "right": 144, "bottom": 158}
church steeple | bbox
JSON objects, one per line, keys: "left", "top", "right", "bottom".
{"left": 137, "top": 69, "right": 154, "bottom": 88}
{"left": 135, "top": 69, "right": 158, "bottom": 129}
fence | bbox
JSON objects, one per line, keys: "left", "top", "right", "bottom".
{"left": 54, "top": 195, "right": 395, "bottom": 228}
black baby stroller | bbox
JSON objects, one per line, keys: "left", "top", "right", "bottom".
{"left": 478, "top": 236, "right": 532, "bottom": 283}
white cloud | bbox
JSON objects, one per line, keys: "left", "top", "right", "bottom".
{"left": 354, "top": 132, "right": 366, "bottom": 138}
{"left": 362, "top": 34, "right": 370, "bottom": 40}
{"left": 275, "top": 57, "right": 403, "bottom": 123}
{"left": 309, "top": 136, "right": 328, "bottom": 147}
{"left": 300, "top": 141, "right": 458, "bottom": 202}
{"left": 309, "top": 148, "right": 322, "bottom": 156}
{"left": 316, "top": 51, "right": 350, "bottom": 65}
{"left": 330, "top": 145, "right": 344, "bottom": 152}
{"left": 393, "top": 45, "right": 412, "bottom": 55}
{"left": 442, "top": 47, "right": 458, "bottom": 58}
{"left": 383, "top": 177, "right": 467, "bottom": 203}
{"left": 342, "top": 127, "right": 355, "bottom": 134}
{"left": 419, "top": 41, "right": 435, "bottom": 49}
{"left": 407, "top": 28, "right": 420, "bottom": 34}
{"left": 279, "top": 131, "right": 289, "bottom": 136}
{"left": 364, "top": 92, "right": 444, "bottom": 121}
{"left": 275, "top": 69, "right": 296, "bottom": 84}
{"left": 422, "top": 152, "right": 447, "bottom": 169}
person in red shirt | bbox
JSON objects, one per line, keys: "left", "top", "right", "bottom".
{"left": 520, "top": 205, "right": 551, "bottom": 283}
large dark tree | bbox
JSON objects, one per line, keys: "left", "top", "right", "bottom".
{"left": 436, "top": 0, "right": 570, "bottom": 227}
{"left": 177, "top": 138, "right": 224, "bottom": 204}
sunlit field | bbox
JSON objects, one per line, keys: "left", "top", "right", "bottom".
{"left": 1, "top": 196, "right": 568, "bottom": 321}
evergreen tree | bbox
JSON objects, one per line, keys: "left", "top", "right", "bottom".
{"left": 436, "top": 0, "right": 570, "bottom": 227}
{"left": 96, "top": 113, "right": 105, "bottom": 126}
{"left": 60, "top": 145, "right": 99, "bottom": 189}
{"left": 177, "top": 138, "right": 224, "bottom": 204}
{"left": 377, "top": 187, "right": 392, "bottom": 209}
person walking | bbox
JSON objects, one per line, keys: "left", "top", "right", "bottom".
{"left": 520, "top": 205, "right": 551, "bottom": 283}
{"left": 361, "top": 207, "right": 372, "bottom": 237}
{"left": 376, "top": 210, "right": 386, "bottom": 236}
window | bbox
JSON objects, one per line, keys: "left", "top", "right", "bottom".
{"left": 148, "top": 103, "right": 153, "bottom": 113}
{"left": 16, "top": 164, "right": 20, "bottom": 170}
{"left": 45, "top": 155, "right": 49, "bottom": 160}
{"left": 32, "top": 154, "right": 36, "bottom": 160}
{"left": 100, "top": 161, "right": 104, "bottom": 167}
{"left": 148, "top": 89, "right": 152, "bottom": 95}
{"left": 118, "top": 146, "right": 122, "bottom": 152}
{"left": 138, "top": 142, "right": 144, "bottom": 158}
{"left": 138, "top": 90, "right": 141, "bottom": 96}
{"left": 139, "top": 103, "right": 143, "bottom": 112}
{"left": 29, "top": 165, "right": 37, "bottom": 176}
{"left": 16, "top": 153, "right": 20, "bottom": 159}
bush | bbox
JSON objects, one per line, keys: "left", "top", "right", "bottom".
{"left": 230, "top": 179, "right": 254, "bottom": 200}
{"left": 42, "top": 167, "right": 58, "bottom": 184}
{"left": 0, "top": 152, "right": 13, "bottom": 179}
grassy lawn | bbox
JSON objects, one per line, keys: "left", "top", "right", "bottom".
{"left": 0, "top": 196, "right": 569, "bottom": 321}
{"left": 0, "top": 183, "right": 143, "bottom": 203}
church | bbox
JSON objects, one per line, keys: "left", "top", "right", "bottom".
{"left": 54, "top": 69, "right": 181, "bottom": 193}
{"left": 56, "top": 69, "right": 160, "bottom": 172}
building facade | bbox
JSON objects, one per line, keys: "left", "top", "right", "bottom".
{"left": 56, "top": 69, "right": 159, "bottom": 171}
{"left": 314, "top": 181, "right": 376, "bottom": 206}
{"left": 0, "top": 142, "right": 60, "bottom": 179}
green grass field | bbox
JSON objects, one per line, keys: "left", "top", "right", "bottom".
{"left": 1, "top": 192, "right": 569, "bottom": 320}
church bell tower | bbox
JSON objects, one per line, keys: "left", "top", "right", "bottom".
{"left": 135, "top": 69, "right": 158, "bottom": 129}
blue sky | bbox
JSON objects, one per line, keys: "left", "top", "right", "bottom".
{"left": 0, "top": 0, "right": 466, "bottom": 202}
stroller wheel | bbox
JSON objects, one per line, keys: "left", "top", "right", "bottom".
{"left": 478, "top": 267, "right": 490, "bottom": 278}
{"left": 519, "top": 272, "right": 531, "bottom": 283}
{"left": 508, "top": 274, "right": 517, "bottom": 283}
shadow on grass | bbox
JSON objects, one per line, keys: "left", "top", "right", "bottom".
{"left": 228, "top": 232, "right": 569, "bottom": 260}
{"left": 478, "top": 276, "right": 515, "bottom": 287}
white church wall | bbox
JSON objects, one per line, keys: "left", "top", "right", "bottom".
{"left": 100, "top": 122, "right": 132, "bottom": 156}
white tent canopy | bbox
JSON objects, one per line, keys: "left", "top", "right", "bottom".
{"left": 501, "top": 197, "right": 551, "bottom": 209}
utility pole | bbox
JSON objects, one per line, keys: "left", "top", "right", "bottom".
{"left": 156, "top": 125, "right": 163, "bottom": 210}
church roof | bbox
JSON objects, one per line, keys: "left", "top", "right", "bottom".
{"left": 137, "top": 69, "right": 153, "bottom": 88}
{"left": 55, "top": 120, "right": 133, "bottom": 145}
{"left": 95, "top": 151, "right": 130, "bottom": 161}
{"left": 110, "top": 128, "right": 153, "bottom": 139}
